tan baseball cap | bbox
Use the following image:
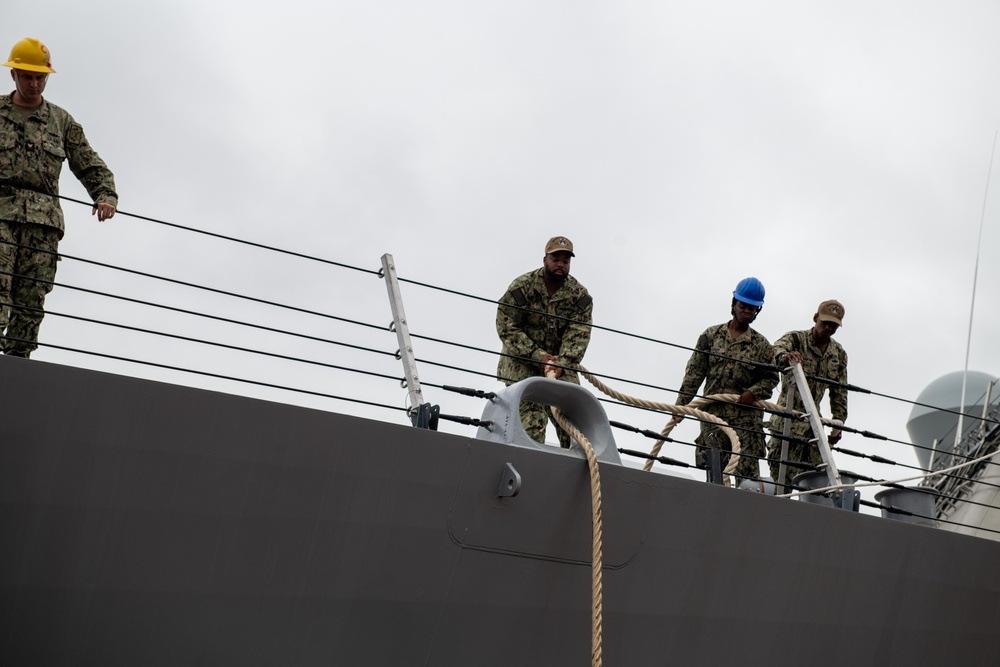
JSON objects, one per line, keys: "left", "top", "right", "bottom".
{"left": 544, "top": 236, "right": 575, "bottom": 256}
{"left": 817, "top": 299, "right": 845, "bottom": 326}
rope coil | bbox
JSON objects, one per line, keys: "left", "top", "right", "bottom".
{"left": 574, "top": 364, "right": 850, "bottom": 479}
{"left": 576, "top": 365, "right": 775, "bottom": 478}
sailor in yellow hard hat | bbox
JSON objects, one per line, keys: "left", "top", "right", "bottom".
{"left": 1, "top": 37, "right": 119, "bottom": 357}
{"left": 4, "top": 38, "right": 56, "bottom": 109}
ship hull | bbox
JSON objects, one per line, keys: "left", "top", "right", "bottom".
{"left": 2, "top": 357, "right": 999, "bottom": 665}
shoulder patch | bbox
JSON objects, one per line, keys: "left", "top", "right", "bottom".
{"left": 575, "top": 293, "right": 593, "bottom": 310}
{"left": 65, "top": 123, "right": 84, "bottom": 147}
{"left": 511, "top": 287, "right": 528, "bottom": 307}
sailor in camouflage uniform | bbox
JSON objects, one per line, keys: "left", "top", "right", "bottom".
{"left": 674, "top": 278, "right": 778, "bottom": 483}
{"left": 767, "top": 300, "right": 849, "bottom": 490}
{"left": 496, "top": 236, "right": 593, "bottom": 448}
{"left": 0, "top": 38, "right": 118, "bottom": 357}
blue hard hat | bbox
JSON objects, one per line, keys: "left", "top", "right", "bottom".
{"left": 733, "top": 277, "right": 765, "bottom": 307}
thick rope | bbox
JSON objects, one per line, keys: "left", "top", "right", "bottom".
{"left": 549, "top": 406, "right": 603, "bottom": 667}
{"left": 575, "top": 365, "right": 784, "bottom": 479}
{"left": 541, "top": 367, "right": 829, "bottom": 665}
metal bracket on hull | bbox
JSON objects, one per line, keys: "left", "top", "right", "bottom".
{"left": 706, "top": 447, "right": 723, "bottom": 485}
{"left": 475, "top": 376, "right": 622, "bottom": 465}
{"left": 498, "top": 463, "right": 522, "bottom": 497}
{"left": 835, "top": 488, "right": 861, "bottom": 511}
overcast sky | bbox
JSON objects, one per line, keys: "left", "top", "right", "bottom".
{"left": 7, "top": 1, "right": 1000, "bottom": 510}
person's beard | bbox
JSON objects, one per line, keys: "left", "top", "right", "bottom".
{"left": 544, "top": 267, "right": 567, "bottom": 284}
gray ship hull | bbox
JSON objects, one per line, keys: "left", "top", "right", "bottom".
{"left": 2, "top": 356, "right": 999, "bottom": 665}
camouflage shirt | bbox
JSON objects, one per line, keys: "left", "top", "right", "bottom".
{"left": 496, "top": 268, "right": 593, "bottom": 385}
{"left": 768, "top": 329, "right": 848, "bottom": 435}
{"left": 676, "top": 323, "right": 778, "bottom": 424}
{"left": 0, "top": 93, "right": 118, "bottom": 237}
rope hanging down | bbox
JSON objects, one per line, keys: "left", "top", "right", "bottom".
{"left": 541, "top": 368, "right": 810, "bottom": 665}
{"left": 549, "top": 406, "right": 604, "bottom": 667}
{"left": 543, "top": 365, "right": 603, "bottom": 667}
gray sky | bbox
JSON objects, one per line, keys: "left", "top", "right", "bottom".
{"left": 7, "top": 1, "right": 1000, "bottom": 511}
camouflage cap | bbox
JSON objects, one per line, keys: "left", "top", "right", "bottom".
{"left": 544, "top": 236, "right": 575, "bottom": 256}
{"left": 817, "top": 299, "right": 845, "bottom": 326}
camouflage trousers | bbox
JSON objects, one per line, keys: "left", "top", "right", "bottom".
{"left": 0, "top": 221, "right": 60, "bottom": 357}
{"left": 519, "top": 400, "right": 573, "bottom": 449}
{"left": 695, "top": 419, "right": 766, "bottom": 484}
{"left": 766, "top": 433, "right": 825, "bottom": 493}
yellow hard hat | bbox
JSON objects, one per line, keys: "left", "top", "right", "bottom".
{"left": 3, "top": 38, "right": 56, "bottom": 74}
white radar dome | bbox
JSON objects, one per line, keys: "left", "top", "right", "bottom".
{"left": 907, "top": 370, "right": 998, "bottom": 469}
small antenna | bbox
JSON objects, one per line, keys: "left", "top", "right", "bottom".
{"left": 956, "top": 131, "right": 998, "bottom": 450}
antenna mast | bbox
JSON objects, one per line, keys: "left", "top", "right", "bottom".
{"left": 955, "top": 131, "right": 998, "bottom": 449}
